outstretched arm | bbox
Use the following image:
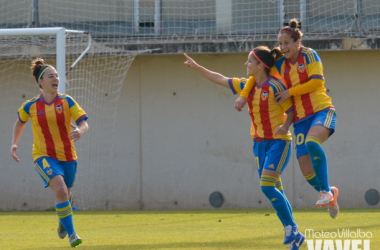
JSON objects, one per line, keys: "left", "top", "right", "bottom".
{"left": 183, "top": 53, "right": 229, "bottom": 88}
{"left": 11, "top": 120, "right": 26, "bottom": 162}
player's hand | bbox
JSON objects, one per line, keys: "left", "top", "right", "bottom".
{"left": 11, "top": 144, "right": 20, "bottom": 162}
{"left": 274, "top": 124, "right": 288, "bottom": 135}
{"left": 69, "top": 123, "right": 82, "bottom": 142}
{"left": 183, "top": 53, "right": 199, "bottom": 69}
{"left": 234, "top": 96, "right": 247, "bottom": 112}
{"left": 275, "top": 90, "right": 290, "bottom": 103}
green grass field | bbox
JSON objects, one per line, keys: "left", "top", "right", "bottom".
{"left": 1, "top": 209, "right": 379, "bottom": 250}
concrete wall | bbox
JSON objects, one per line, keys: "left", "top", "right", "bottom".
{"left": 1, "top": 50, "right": 379, "bottom": 210}
{"left": 116, "top": 50, "right": 380, "bottom": 210}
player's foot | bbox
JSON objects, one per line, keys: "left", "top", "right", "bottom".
{"left": 69, "top": 233, "right": 82, "bottom": 248}
{"left": 283, "top": 225, "right": 299, "bottom": 244}
{"left": 328, "top": 186, "right": 339, "bottom": 219}
{"left": 316, "top": 190, "right": 333, "bottom": 207}
{"left": 57, "top": 222, "right": 67, "bottom": 239}
{"left": 289, "top": 232, "right": 305, "bottom": 250}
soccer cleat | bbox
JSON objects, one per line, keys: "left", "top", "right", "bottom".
{"left": 328, "top": 186, "right": 340, "bottom": 219}
{"left": 283, "top": 225, "right": 299, "bottom": 244}
{"left": 69, "top": 233, "right": 82, "bottom": 248}
{"left": 57, "top": 222, "right": 67, "bottom": 239}
{"left": 289, "top": 232, "right": 305, "bottom": 250}
{"left": 316, "top": 190, "right": 333, "bottom": 207}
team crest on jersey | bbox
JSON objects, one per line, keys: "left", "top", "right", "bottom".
{"left": 298, "top": 64, "right": 306, "bottom": 73}
{"left": 47, "top": 168, "right": 53, "bottom": 175}
{"left": 261, "top": 91, "right": 269, "bottom": 101}
{"left": 56, "top": 104, "right": 63, "bottom": 114}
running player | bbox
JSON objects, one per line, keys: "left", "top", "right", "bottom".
{"left": 11, "top": 57, "right": 87, "bottom": 247}
{"left": 235, "top": 19, "right": 339, "bottom": 220}
{"left": 184, "top": 46, "right": 305, "bottom": 250}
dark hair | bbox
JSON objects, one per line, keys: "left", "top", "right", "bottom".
{"left": 251, "top": 46, "right": 283, "bottom": 75}
{"left": 279, "top": 18, "right": 303, "bottom": 42}
{"left": 30, "top": 57, "right": 53, "bottom": 86}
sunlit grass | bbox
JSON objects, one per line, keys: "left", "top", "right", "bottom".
{"left": 0, "top": 209, "right": 379, "bottom": 250}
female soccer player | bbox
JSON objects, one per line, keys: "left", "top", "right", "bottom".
{"left": 11, "top": 58, "right": 88, "bottom": 248}
{"left": 235, "top": 19, "right": 339, "bottom": 219}
{"left": 184, "top": 47, "right": 305, "bottom": 250}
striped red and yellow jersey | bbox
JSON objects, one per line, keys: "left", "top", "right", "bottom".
{"left": 17, "top": 93, "right": 88, "bottom": 162}
{"left": 273, "top": 46, "right": 334, "bottom": 123}
{"left": 228, "top": 76, "right": 293, "bottom": 141}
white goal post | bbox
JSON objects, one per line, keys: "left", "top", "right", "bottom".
{"left": 0, "top": 27, "right": 90, "bottom": 94}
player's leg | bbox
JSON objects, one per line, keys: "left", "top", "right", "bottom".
{"left": 57, "top": 190, "right": 73, "bottom": 239}
{"left": 254, "top": 141, "right": 286, "bottom": 226}
{"left": 261, "top": 169, "right": 301, "bottom": 244}
{"left": 305, "top": 108, "right": 338, "bottom": 210}
{"left": 61, "top": 161, "right": 82, "bottom": 247}
{"left": 259, "top": 140, "right": 304, "bottom": 245}
{"left": 298, "top": 155, "right": 321, "bottom": 192}
{"left": 50, "top": 175, "right": 82, "bottom": 247}
{"left": 34, "top": 157, "right": 82, "bottom": 247}
{"left": 57, "top": 163, "right": 75, "bottom": 240}
{"left": 294, "top": 119, "right": 321, "bottom": 192}
{"left": 276, "top": 178, "right": 292, "bottom": 217}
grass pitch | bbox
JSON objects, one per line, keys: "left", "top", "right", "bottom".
{"left": 0, "top": 209, "right": 379, "bottom": 250}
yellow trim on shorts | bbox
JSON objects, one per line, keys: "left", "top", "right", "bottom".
{"left": 324, "top": 108, "right": 335, "bottom": 128}
{"left": 277, "top": 140, "right": 290, "bottom": 172}
{"left": 34, "top": 162, "right": 50, "bottom": 183}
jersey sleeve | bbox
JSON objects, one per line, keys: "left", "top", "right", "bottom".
{"left": 227, "top": 77, "right": 247, "bottom": 95}
{"left": 65, "top": 95, "right": 88, "bottom": 125}
{"left": 240, "top": 67, "right": 281, "bottom": 98}
{"left": 17, "top": 100, "right": 32, "bottom": 123}
{"left": 288, "top": 49, "right": 325, "bottom": 96}
{"left": 270, "top": 79, "right": 293, "bottom": 113}
{"left": 239, "top": 76, "right": 254, "bottom": 98}
{"left": 279, "top": 98, "right": 293, "bottom": 114}
{"left": 305, "top": 49, "right": 324, "bottom": 80}
{"left": 288, "top": 78, "right": 323, "bottom": 96}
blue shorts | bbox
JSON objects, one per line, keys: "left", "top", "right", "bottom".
{"left": 294, "top": 108, "right": 337, "bottom": 158}
{"left": 34, "top": 157, "right": 77, "bottom": 188}
{"left": 253, "top": 139, "right": 292, "bottom": 177}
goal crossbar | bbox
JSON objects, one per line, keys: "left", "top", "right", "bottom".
{"left": 0, "top": 27, "right": 87, "bottom": 93}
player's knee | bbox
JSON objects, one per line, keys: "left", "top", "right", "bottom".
{"left": 305, "top": 137, "right": 322, "bottom": 153}
{"left": 54, "top": 185, "right": 69, "bottom": 200}
{"left": 305, "top": 138, "right": 316, "bottom": 151}
{"left": 260, "top": 185, "right": 275, "bottom": 198}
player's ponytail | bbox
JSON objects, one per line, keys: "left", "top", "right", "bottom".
{"left": 271, "top": 47, "right": 283, "bottom": 62}
{"left": 279, "top": 18, "right": 303, "bottom": 42}
{"left": 31, "top": 57, "right": 52, "bottom": 87}
{"left": 31, "top": 57, "right": 45, "bottom": 79}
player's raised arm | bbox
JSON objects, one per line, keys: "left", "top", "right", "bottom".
{"left": 183, "top": 53, "right": 229, "bottom": 88}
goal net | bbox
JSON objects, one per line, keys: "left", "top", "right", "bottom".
{"left": 1, "top": 1, "right": 379, "bottom": 43}
{"left": 0, "top": 28, "right": 139, "bottom": 211}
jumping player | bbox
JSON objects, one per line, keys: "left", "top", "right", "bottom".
{"left": 184, "top": 46, "right": 305, "bottom": 250}
{"left": 235, "top": 19, "right": 339, "bottom": 219}
{"left": 11, "top": 57, "right": 88, "bottom": 247}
